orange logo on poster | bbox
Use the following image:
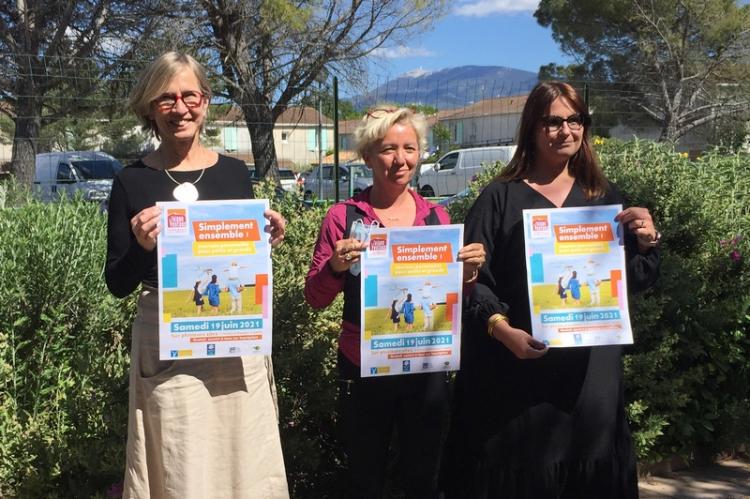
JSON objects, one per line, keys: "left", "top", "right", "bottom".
{"left": 370, "top": 234, "right": 388, "bottom": 252}
{"left": 532, "top": 215, "right": 549, "bottom": 232}
{"left": 167, "top": 209, "right": 187, "bottom": 229}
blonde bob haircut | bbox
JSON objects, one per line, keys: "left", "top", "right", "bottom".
{"left": 354, "top": 106, "right": 428, "bottom": 160}
{"left": 128, "top": 52, "right": 212, "bottom": 139}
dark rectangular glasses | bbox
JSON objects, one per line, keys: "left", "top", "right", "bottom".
{"left": 541, "top": 114, "right": 587, "bottom": 132}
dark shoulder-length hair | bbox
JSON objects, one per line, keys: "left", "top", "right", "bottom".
{"left": 499, "top": 81, "right": 608, "bottom": 199}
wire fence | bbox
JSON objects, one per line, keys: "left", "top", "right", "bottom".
{"left": 2, "top": 53, "right": 748, "bottom": 197}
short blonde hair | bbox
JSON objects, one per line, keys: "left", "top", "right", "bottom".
{"left": 128, "top": 52, "right": 212, "bottom": 139}
{"left": 354, "top": 106, "right": 428, "bottom": 160}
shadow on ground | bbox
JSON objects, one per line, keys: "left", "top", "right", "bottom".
{"left": 639, "top": 458, "right": 750, "bottom": 499}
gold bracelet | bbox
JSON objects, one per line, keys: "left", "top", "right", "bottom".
{"left": 487, "top": 313, "right": 508, "bottom": 338}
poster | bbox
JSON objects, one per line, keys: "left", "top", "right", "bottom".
{"left": 156, "top": 199, "right": 272, "bottom": 360}
{"left": 522, "top": 204, "right": 633, "bottom": 347}
{"left": 360, "top": 224, "right": 464, "bottom": 377}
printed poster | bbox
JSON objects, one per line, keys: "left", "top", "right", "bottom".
{"left": 360, "top": 224, "right": 464, "bottom": 377}
{"left": 156, "top": 199, "right": 272, "bottom": 360}
{"left": 522, "top": 204, "right": 632, "bottom": 347}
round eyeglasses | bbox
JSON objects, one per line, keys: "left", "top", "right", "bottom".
{"left": 153, "top": 91, "right": 205, "bottom": 112}
{"left": 541, "top": 114, "right": 587, "bottom": 133}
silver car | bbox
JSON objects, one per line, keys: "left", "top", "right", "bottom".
{"left": 303, "top": 163, "right": 373, "bottom": 200}
{"left": 34, "top": 151, "right": 123, "bottom": 203}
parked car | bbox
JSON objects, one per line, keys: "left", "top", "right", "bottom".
{"left": 417, "top": 146, "right": 516, "bottom": 197}
{"left": 303, "top": 163, "right": 373, "bottom": 200}
{"left": 277, "top": 168, "right": 298, "bottom": 192}
{"left": 34, "top": 151, "right": 123, "bottom": 203}
{"left": 247, "top": 166, "right": 299, "bottom": 193}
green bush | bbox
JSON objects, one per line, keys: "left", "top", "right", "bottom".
{"left": 246, "top": 182, "right": 346, "bottom": 497}
{"left": 1, "top": 143, "right": 748, "bottom": 496}
{"left": 449, "top": 140, "right": 750, "bottom": 466}
{"left": 599, "top": 140, "right": 750, "bottom": 463}
{"left": 0, "top": 197, "right": 133, "bottom": 497}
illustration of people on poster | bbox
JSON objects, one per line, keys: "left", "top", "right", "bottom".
{"left": 156, "top": 200, "right": 272, "bottom": 360}
{"left": 360, "top": 224, "right": 464, "bottom": 377}
{"left": 522, "top": 204, "right": 633, "bottom": 347}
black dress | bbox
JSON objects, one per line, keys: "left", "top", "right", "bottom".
{"left": 441, "top": 179, "right": 659, "bottom": 499}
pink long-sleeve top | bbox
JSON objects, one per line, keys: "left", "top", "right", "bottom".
{"left": 304, "top": 187, "right": 450, "bottom": 366}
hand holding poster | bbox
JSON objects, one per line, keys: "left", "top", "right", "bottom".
{"left": 523, "top": 204, "right": 633, "bottom": 347}
{"left": 157, "top": 200, "right": 273, "bottom": 360}
{"left": 360, "top": 224, "right": 464, "bottom": 377}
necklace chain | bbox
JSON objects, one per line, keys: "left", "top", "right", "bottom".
{"left": 163, "top": 167, "right": 205, "bottom": 186}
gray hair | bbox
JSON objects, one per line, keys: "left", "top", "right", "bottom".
{"left": 354, "top": 106, "right": 428, "bottom": 160}
{"left": 128, "top": 52, "right": 212, "bottom": 139}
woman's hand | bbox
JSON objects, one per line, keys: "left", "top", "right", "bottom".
{"left": 329, "top": 238, "right": 368, "bottom": 273}
{"left": 264, "top": 209, "right": 286, "bottom": 246}
{"left": 130, "top": 206, "right": 161, "bottom": 251}
{"left": 615, "top": 207, "right": 659, "bottom": 252}
{"left": 458, "top": 242, "right": 486, "bottom": 282}
{"left": 491, "top": 320, "right": 548, "bottom": 359}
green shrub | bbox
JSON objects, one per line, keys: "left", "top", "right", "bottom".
{"left": 449, "top": 140, "right": 750, "bottom": 465}
{"left": 600, "top": 140, "right": 750, "bottom": 463}
{"left": 1, "top": 144, "right": 748, "bottom": 496}
{"left": 254, "top": 182, "right": 345, "bottom": 497}
{"left": 0, "top": 198, "right": 133, "bottom": 497}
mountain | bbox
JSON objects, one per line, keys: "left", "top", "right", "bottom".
{"left": 352, "top": 65, "right": 538, "bottom": 110}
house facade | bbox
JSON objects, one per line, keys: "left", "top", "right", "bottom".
{"left": 211, "top": 105, "right": 334, "bottom": 168}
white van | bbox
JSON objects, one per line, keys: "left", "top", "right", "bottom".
{"left": 34, "top": 151, "right": 123, "bottom": 203}
{"left": 417, "top": 146, "right": 516, "bottom": 197}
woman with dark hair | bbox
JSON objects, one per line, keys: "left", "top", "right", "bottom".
{"left": 441, "top": 81, "right": 660, "bottom": 498}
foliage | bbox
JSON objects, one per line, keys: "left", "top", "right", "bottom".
{"left": 598, "top": 139, "right": 750, "bottom": 462}
{"left": 1, "top": 1, "right": 161, "bottom": 186}
{"left": 190, "top": 0, "right": 447, "bottom": 178}
{"left": 449, "top": 139, "right": 750, "bottom": 465}
{"left": 0, "top": 194, "right": 133, "bottom": 497}
{"left": 252, "top": 180, "right": 344, "bottom": 496}
{"left": 2, "top": 142, "right": 749, "bottom": 495}
{"left": 535, "top": 0, "right": 750, "bottom": 142}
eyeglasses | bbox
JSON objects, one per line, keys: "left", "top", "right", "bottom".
{"left": 541, "top": 114, "right": 588, "bottom": 133}
{"left": 153, "top": 91, "right": 205, "bottom": 112}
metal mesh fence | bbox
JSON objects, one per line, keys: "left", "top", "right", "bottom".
{"left": 2, "top": 53, "right": 747, "bottom": 197}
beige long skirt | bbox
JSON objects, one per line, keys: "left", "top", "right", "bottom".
{"left": 123, "top": 287, "right": 289, "bottom": 499}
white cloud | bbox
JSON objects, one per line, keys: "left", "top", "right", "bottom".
{"left": 371, "top": 46, "right": 436, "bottom": 59}
{"left": 454, "top": 0, "right": 539, "bottom": 17}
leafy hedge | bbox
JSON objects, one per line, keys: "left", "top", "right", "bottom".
{"left": 447, "top": 139, "right": 750, "bottom": 465}
{"left": 0, "top": 140, "right": 748, "bottom": 496}
{"left": 0, "top": 197, "right": 133, "bottom": 498}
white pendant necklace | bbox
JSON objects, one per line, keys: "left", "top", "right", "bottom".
{"left": 160, "top": 151, "right": 205, "bottom": 202}
{"left": 165, "top": 169, "right": 204, "bottom": 202}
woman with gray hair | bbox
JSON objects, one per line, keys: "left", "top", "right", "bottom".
{"left": 105, "top": 52, "right": 288, "bottom": 498}
{"left": 304, "top": 106, "right": 485, "bottom": 498}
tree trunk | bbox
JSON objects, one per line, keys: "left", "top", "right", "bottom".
{"left": 659, "top": 112, "right": 680, "bottom": 143}
{"left": 241, "top": 104, "right": 279, "bottom": 182}
{"left": 11, "top": 93, "right": 42, "bottom": 188}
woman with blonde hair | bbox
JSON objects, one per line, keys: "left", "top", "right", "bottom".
{"left": 305, "top": 106, "right": 485, "bottom": 498}
{"left": 441, "top": 81, "right": 661, "bottom": 498}
{"left": 105, "top": 52, "right": 288, "bottom": 498}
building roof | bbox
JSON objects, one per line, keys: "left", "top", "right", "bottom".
{"left": 440, "top": 95, "right": 527, "bottom": 121}
{"left": 213, "top": 105, "right": 332, "bottom": 126}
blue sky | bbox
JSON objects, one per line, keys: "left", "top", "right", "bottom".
{"left": 367, "top": 1, "right": 573, "bottom": 84}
